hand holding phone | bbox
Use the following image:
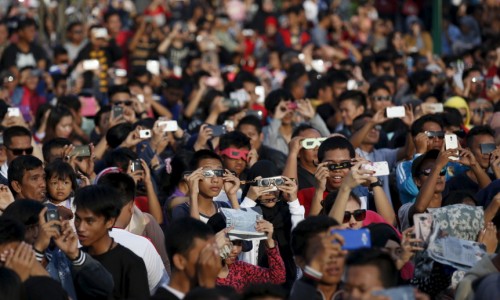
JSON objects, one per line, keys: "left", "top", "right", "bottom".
{"left": 361, "top": 161, "right": 390, "bottom": 176}
{"left": 386, "top": 106, "right": 406, "bottom": 118}
{"left": 444, "top": 134, "right": 459, "bottom": 160}
{"left": 207, "top": 125, "right": 226, "bottom": 137}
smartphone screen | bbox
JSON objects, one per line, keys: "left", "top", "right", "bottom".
{"left": 330, "top": 229, "right": 371, "bottom": 250}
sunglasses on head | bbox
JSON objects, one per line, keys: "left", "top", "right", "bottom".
{"left": 343, "top": 209, "right": 366, "bottom": 223}
{"left": 372, "top": 95, "right": 392, "bottom": 102}
{"left": 419, "top": 168, "right": 446, "bottom": 176}
{"left": 7, "top": 146, "right": 34, "bottom": 156}
{"left": 113, "top": 100, "right": 133, "bottom": 106}
{"left": 425, "top": 131, "right": 445, "bottom": 139}
{"left": 327, "top": 161, "right": 352, "bottom": 171}
{"left": 220, "top": 148, "right": 249, "bottom": 160}
{"left": 301, "top": 137, "right": 326, "bottom": 150}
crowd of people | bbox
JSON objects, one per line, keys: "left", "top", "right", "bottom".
{"left": 0, "top": 0, "right": 499, "bottom": 299}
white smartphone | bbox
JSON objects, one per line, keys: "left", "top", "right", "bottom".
{"left": 361, "top": 161, "right": 390, "bottom": 177}
{"left": 255, "top": 86, "right": 265, "bottom": 103}
{"left": 422, "top": 103, "right": 444, "bottom": 114}
{"left": 223, "top": 120, "right": 235, "bottom": 130}
{"left": 115, "top": 68, "right": 127, "bottom": 77}
{"left": 445, "top": 133, "right": 459, "bottom": 160}
{"left": 7, "top": 107, "right": 21, "bottom": 117}
{"left": 157, "top": 120, "right": 178, "bottom": 132}
{"left": 139, "top": 129, "right": 152, "bottom": 139}
{"left": 83, "top": 59, "right": 100, "bottom": 71}
{"left": 136, "top": 94, "right": 144, "bottom": 103}
{"left": 146, "top": 60, "right": 160, "bottom": 75}
{"left": 386, "top": 106, "right": 406, "bottom": 118}
{"left": 93, "top": 28, "right": 108, "bottom": 39}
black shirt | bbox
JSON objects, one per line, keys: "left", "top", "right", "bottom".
{"left": 0, "top": 43, "right": 47, "bottom": 70}
{"left": 91, "top": 243, "right": 150, "bottom": 300}
{"left": 445, "top": 172, "right": 496, "bottom": 196}
{"left": 297, "top": 164, "right": 316, "bottom": 190}
{"left": 258, "top": 145, "right": 287, "bottom": 173}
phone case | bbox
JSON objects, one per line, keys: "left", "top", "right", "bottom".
{"left": 413, "top": 213, "right": 433, "bottom": 246}
{"left": 330, "top": 229, "right": 371, "bottom": 250}
{"left": 386, "top": 106, "right": 406, "bottom": 118}
{"left": 362, "top": 161, "right": 390, "bottom": 176}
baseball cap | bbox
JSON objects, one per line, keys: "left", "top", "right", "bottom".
{"left": 411, "top": 149, "right": 440, "bottom": 178}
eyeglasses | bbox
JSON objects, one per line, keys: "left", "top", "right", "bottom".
{"left": 372, "top": 95, "right": 392, "bottom": 102}
{"left": 202, "top": 169, "right": 225, "bottom": 177}
{"left": 419, "top": 168, "right": 446, "bottom": 176}
{"left": 220, "top": 148, "right": 249, "bottom": 161}
{"left": 113, "top": 100, "right": 133, "bottom": 106}
{"left": 260, "top": 197, "right": 280, "bottom": 204}
{"left": 471, "top": 76, "right": 484, "bottom": 83}
{"left": 473, "top": 108, "right": 494, "bottom": 115}
{"left": 301, "top": 137, "right": 326, "bottom": 150}
{"left": 327, "top": 161, "right": 352, "bottom": 171}
{"left": 343, "top": 209, "right": 366, "bottom": 223}
{"left": 425, "top": 131, "right": 445, "bottom": 139}
{"left": 6, "top": 146, "right": 34, "bottom": 156}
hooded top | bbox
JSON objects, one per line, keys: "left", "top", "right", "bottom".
{"left": 444, "top": 96, "right": 471, "bottom": 129}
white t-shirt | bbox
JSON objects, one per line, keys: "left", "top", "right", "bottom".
{"left": 109, "top": 228, "right": 167, "bottom": 293}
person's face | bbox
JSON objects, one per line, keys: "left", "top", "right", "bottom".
{"left": 55, "top": 79, "right": 68, "bottom": 97}
{"left": 258, "top": 190, "right": 280, "bottom": 208}
{"left": 179, "top": 237, "right": 215, "bottom": 281}
{"left": 383, "top": 240, "right": 402, "bottom": 263}
{"left": 319, "top": 86, "right": 333, "bottom": 103}
{"left": 17, "top": 166, "right": 46, "bottom": 201}
{"left": 471, "top": 101, "right": 494, "bottom": 126}
{"left": 470, "top": 134, "right": 495, "bottom": 169}
{"left": 224, "top": 241, "right": 243, "bottom": 265}
{"left": 279, "top": 100, "right": 295, "bottom": 125}
{"left": 55, "top": 115, "right": 74, "bottom": 138}
{"left": 221, "top": 146, "right": 248, "bottom": 177}
{"left": 370, "top": 88, "right": 392, "bottom": 111}
{"left": 24, "top": 71, "right": 39, "bottom": 91}
{"left": 332, "top": 81, "right": 348, "bottom": 99}
{"left": 345, "top": 265, "right": 385, "bottom": 300}
{"left": 197, "top": 158, "right": 224, "bottom": 198}
{"left": 110, "top": 92, "right": 133, "bottom": 108}
{"left": 106, "top": 14, "right": 122, "bottom": 34}
{"left": 414, "top": 159, "right": 445, "bottom": 193}
{"left": 6, "top": 135, "right": 32, "bottom": 163}
{"left": 420, "top": 121, "right": 444, "bottom": 150}
{"left": 342, "top": 198, "right": 363, "bottom": 229}
{"left": 24, "top": 223, "right": 39, "bottom": 245}
{"left": 353, "top": 117, "right": 380, "bottom": 145}
{"left": 47, "top": 175, "right": 73, "bottom": 202}
{"left": 239, "top": 124, "right": 262, "bottom": 150}
{"left": 322, "top": 149, "right": 352, "bottom": 190}
{"left": 0, "top": 144, "right": 6, "bottom": 165}
{"left": 298, "top": 129, "right": 322, "bottom": 166}
{"left": 19, "top": 26, "right": 36, "bottom": 42}
{"left": 340, "top": 100, "right": 365, "bottom": 126}
{"left": 75, "top": 208, "right": 114, "bottom": 247}
{"left": 376, "top": 62, "right": 394, "bottom": 77}
{"left": 69, "top": 25, "right": 85, "bottom": 44}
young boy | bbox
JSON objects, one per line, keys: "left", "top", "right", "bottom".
{"left": 74, "top": 185, "right": 150, "bottom": 299}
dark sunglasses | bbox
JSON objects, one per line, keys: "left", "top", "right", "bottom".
{"left": 419, "top": 168, "right": 446, "bottom": 176}
{"left": 425, "top": 131, "right": 445, "bottom": 139}
{"left": 113, "top": 100, "right": 133, "bottom": 106}
{"left": 372, "top": 95, "right": 392, "bottom": 102}
{"left": 343, "top": 209, "right": 367, "bottom": 223}
{"left": 327, "top": 161, "right": 352, "bottom": 171}
{"left": 7, "top": 146, "right": 34, "bottom": 156}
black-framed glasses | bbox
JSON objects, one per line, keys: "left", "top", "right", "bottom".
{"left": 113, "top": 100, "right": 133, "bottom": 106}
{"left": 343, "top": 209, "right": 366, "bottom": 223}
{"left": 419, "top": 168, "right": 446, "bottom": 176}
{"left": 202, "top": 169, "right": 225, "bottom": 178}
{"left": 372, "top": 95, "right": 392, "bottom": 102}
{"left": 425, "top": 131, "right": 445, "bottom": 139}
{"left": 6, "top": 146, "right": 34, "bottom": 156}
{"left": 327, "top": 161, "right": 352, "bottom": 171}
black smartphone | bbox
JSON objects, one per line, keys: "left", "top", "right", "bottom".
{"left": 46, "top": 209, "right": 61, "bottom": 233}
{"left": 207, "top": 125, "right": 227, "bottom": 137}
{"left": 112, "top": 106, "right": 123, "bottom": 119}
{"left": 131, "top": 159, "right": 143, "bottom": 172}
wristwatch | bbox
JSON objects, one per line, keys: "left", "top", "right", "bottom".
{"left": 369, "top": 179, "right": 383, "bottom": 190}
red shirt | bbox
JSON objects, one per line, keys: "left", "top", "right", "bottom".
{"left": 216, "top": 245, "right": 286, "bottom": 292}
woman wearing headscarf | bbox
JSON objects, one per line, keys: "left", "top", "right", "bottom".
{"left": 240, "top": 160, "right": 305, "bottom": 289}
{"left": 453, "top": 16, "right": 482, "bottom": 55}
{"left": 444, "top": 96, "right": 472, "bottom": 130}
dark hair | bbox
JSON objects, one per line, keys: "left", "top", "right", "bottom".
{"left": 264, "top": 89, "right": 293, "bottom": 114}
{"left": 33, "top": 103, "right": 53, "bottom": 133}
{"left": 8, "top": 156, "right": 44, "bottom": 195}
{"left": 95, "top": 105, "right": 112, "bottom": 128}
{"left": 66, "top": 21, "right": 83, "bottom": 32}
{"left": 0, "top": 267, "right": 25, "bottom": 300}
{"left": 58, "top": 95, "right": 81, "bottom": 111}
{"left": 3, "top": 126, "right": 31, "bottom": 149}
{"left": 409, "top": 70, "right": 432, "bottom": 92}
{"left": 462, "top": 66, "right": 482, "bottom": 82}
{"left": 106, "top": 123, "right": 134, "bottom": 149}
{"left": 164, "top": 217, "right": 214, "bottom": 270}
{"left": 104, "top": 148, "right": 138, "bottom": 171}
{"left": 44, "top": 106, "right": 73, "bottom": 142}
{"left": 352, "top": 113, "right": 374, "bottom": 127}
{"left": 189, "top": 150, "right": 223, "bottom": 170}
{"left": 442, "top": 108, "right": 463, "bottom": 127}
{"left": 74, "top": 185, "right": 121, "bottom": 221}
{"left": 0, "top": 216, "right": 25, "bottom": 245}
{"left": 410, "top": 114, "right": 443, "bottom": 137}
{"left": 321, "top": 190, "right": 361, "bottom": 216}
{"left": 337, "top": 90, "right": 367, "bottom": 109}
{"left": 2, "top": 199, "right": 44, "bottom": 226}
{"left": 45, "top": 160, "right": 78, "bottom": 194}
{"left": 442, "top": 190, "right": 478, "bottom": 207}
{"left": 318, "top": 136, "right": 355, "bottom": 162}
{"left": 326, "top": 69, "right": 350, "bottom": 85}
{"left": 159, "top": 152, "right": 193, "bottom": 198}
{"left": 465, "top": 125, "right": 495, "bottom": 149}
{"left": 97, "top": 173, "right": 136, "bottom": 206}
{"left": 346, "top": 248, "right": 398, "bottom": 288}
{"left": 368, "top": 82, "right": 391, "bottom": 96}
{"left": 17, "top": 18, "right": 37, "bottom": 31}
{"left": 42, "top": 138, "right": 72, "bottom": 163}
{"left": 185, "top": 287, "right": 240, "bottom": 300}
{"left": 103, "top": 10, "right": 120, "bottom": 23}
{"left": 53, "top": 46, "right": 68, "bottom": 58}
{"left": 242, "top": 283, "right": 287, "bottom": 300}
{"left": 292, "top": 124, "right": 318, "bottom": 138}
{"left": 237, "top": 116, "right": 262, "bottom": 134}
{"left": 291, "top": 216, "right": 339, "bottom": 258}
{"left": 219, "top": 131, "right": 251, "bottom": 151}
{"left": 108, "top": 85, "right": 130, "bottom": 100}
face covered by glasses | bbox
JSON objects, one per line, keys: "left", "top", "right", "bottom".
{"left": 372, "top": 95, "right": 392, "bottom": 102}
{"left": 254, "top": 176, "right": 286, "bottom": 187}
{"left": 301, "top": 137, "right": 327, "bottom": 150}
{"left": 425, "top": 131, "right": 445, "bottom": 139}
{"left": 419, "top": 168, "right": 446, "bottom": 176}
{"left": 7, "top": 146, "right": 34, "bottom": 156}
{"left": 343, "top": 209, "right": 367, "bottom": 223}
{"left": 112, "top": 100, "right": 133, "bottom": 106}
{"left": 220, "top": 148, "right": 249, "bottom": 161}
{"left": 327, "top": 161, "right": 353, "bottom": 171}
